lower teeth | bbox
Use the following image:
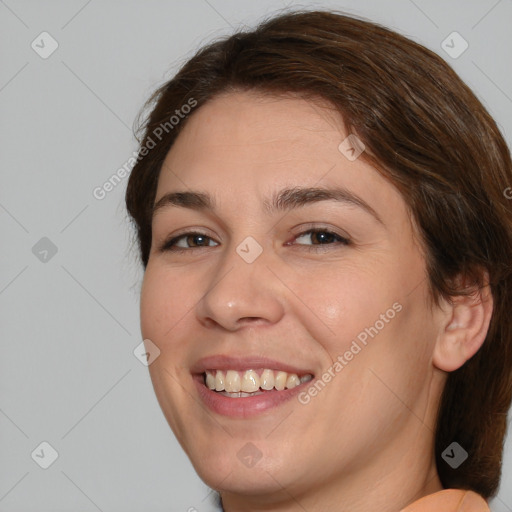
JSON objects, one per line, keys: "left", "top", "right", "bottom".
{"left": 218, "top": 390, "right": 266, "bottom": 398}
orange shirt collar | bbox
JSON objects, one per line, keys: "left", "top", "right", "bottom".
{"left": 400, "top": 489, "right": 489, "bottom": 512}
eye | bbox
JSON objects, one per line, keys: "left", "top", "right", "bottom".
{"left": 158, "top": 227, "right": 350, "bottom": 254}
{"left": 292, "top": 228, "right": 350, "bottom": 249}
{"left": 159, "top": 232, "right": 218, "bottom": 252}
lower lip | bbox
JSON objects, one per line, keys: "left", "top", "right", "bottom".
{"left": 193, "top": 375, "right": 312, "bottom": 418}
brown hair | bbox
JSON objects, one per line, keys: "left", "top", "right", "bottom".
{"left": 125, "top": 10, "right": 512, "bottom": 498}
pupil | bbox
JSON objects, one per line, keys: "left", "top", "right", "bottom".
{"left": 191, "top": 235, "right": 206, "bottom": 246}
{"left": 315, "top": 232, "right": 333, "bottom": 244}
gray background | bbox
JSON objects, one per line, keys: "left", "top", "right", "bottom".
{"left": 1, "top": 0, "right": 511, "bottom": 510}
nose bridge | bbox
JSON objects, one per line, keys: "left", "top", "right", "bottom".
{"left": 196, "top": 235, "right": 284, "bottom": 329}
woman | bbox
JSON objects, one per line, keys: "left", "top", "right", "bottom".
{"left": 125, "top": 10, "right": 512, "bottom": 511}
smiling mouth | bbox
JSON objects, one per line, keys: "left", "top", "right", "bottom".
{"left": 203, "top": 369, "right": 314, "bottom": 397}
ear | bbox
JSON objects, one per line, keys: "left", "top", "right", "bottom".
{"left": 432, "top": 271, "right": 494, "bottom": 372}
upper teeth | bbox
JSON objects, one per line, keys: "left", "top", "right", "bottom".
{"left": 205, "top": 369, "right": 313, "bottom": 393}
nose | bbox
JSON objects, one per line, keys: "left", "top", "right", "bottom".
{"left": 195, "top": 241, "right": 285, "bottom": 331}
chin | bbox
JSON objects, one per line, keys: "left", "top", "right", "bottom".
{"left": 194, "top": 455, "right": 297, "bottom": 498}
{"left": 183, "top": 435, "right": 297, "bottom": 493}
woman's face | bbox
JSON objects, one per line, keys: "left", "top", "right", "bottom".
{"left": 140, "top": 91, "right": 446, "bottom": 504}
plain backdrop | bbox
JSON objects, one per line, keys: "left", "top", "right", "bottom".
{"left": 1, "top": 1, "right": 512, "bottom": 510}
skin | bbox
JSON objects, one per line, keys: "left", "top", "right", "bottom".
{"left": 140, "top": 91, "right": 493, "bottom": 511}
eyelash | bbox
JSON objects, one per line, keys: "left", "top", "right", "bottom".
{"left": 159, "top": 228, "right": 351, "bottom": 253}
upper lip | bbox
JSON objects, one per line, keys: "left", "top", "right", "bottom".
{"left": 191, "top": 354, "right": 315, "bottom": 376}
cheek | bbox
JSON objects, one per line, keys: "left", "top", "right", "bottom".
{"left": 290, "top": 262, "right": 401, "bottom": 357}
{"left": 140, "top": 264, "right": 188, "bottom": 342}
{"left": 337, "top": 285, "right": 437, "bottom": 420}
{"left": 292, "top": 250, "right": 432, "bottom": 408}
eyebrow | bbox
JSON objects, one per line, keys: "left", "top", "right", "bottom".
{"left": 152, "top": 186, "right": 383, "bottom": 225}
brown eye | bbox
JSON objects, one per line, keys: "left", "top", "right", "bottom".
{"left": 160, "top": 232, "right": 218, "bottom": 252}
{"left": 294, "top": 229, "right": 350, "bottom": 247}
{"left": 184, "top": 234, "right": 210, "bottom": 247}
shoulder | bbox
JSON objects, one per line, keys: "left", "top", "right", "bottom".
{"left": 399, "top": 489, "right": 490, "bottom": 512}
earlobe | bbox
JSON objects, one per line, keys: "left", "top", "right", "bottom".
{"left": 432, "top": 273, "right": 493, "bottom": 373}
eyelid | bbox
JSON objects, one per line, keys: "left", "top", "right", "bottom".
{"left": 158, "top": 225, "right": 351, "bottom": 253}
{"left": 289, "top": 222, "right": 351, "bottom": 242}
{"left": 287, "top": 228, "right": 351, "bottom": 251}
{"left": 159, "top": 230, "right": 217, "bottom": 252}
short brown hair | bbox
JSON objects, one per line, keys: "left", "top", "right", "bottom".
{"left": 125, "top": 10, "right": 512, "bottom": 497}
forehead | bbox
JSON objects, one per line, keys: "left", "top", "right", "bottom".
{"left": 160, "top": 91, "right": 343, "bottom": 174}
{"left": 156, "top": 91, "right": 406, "bottom": 221}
